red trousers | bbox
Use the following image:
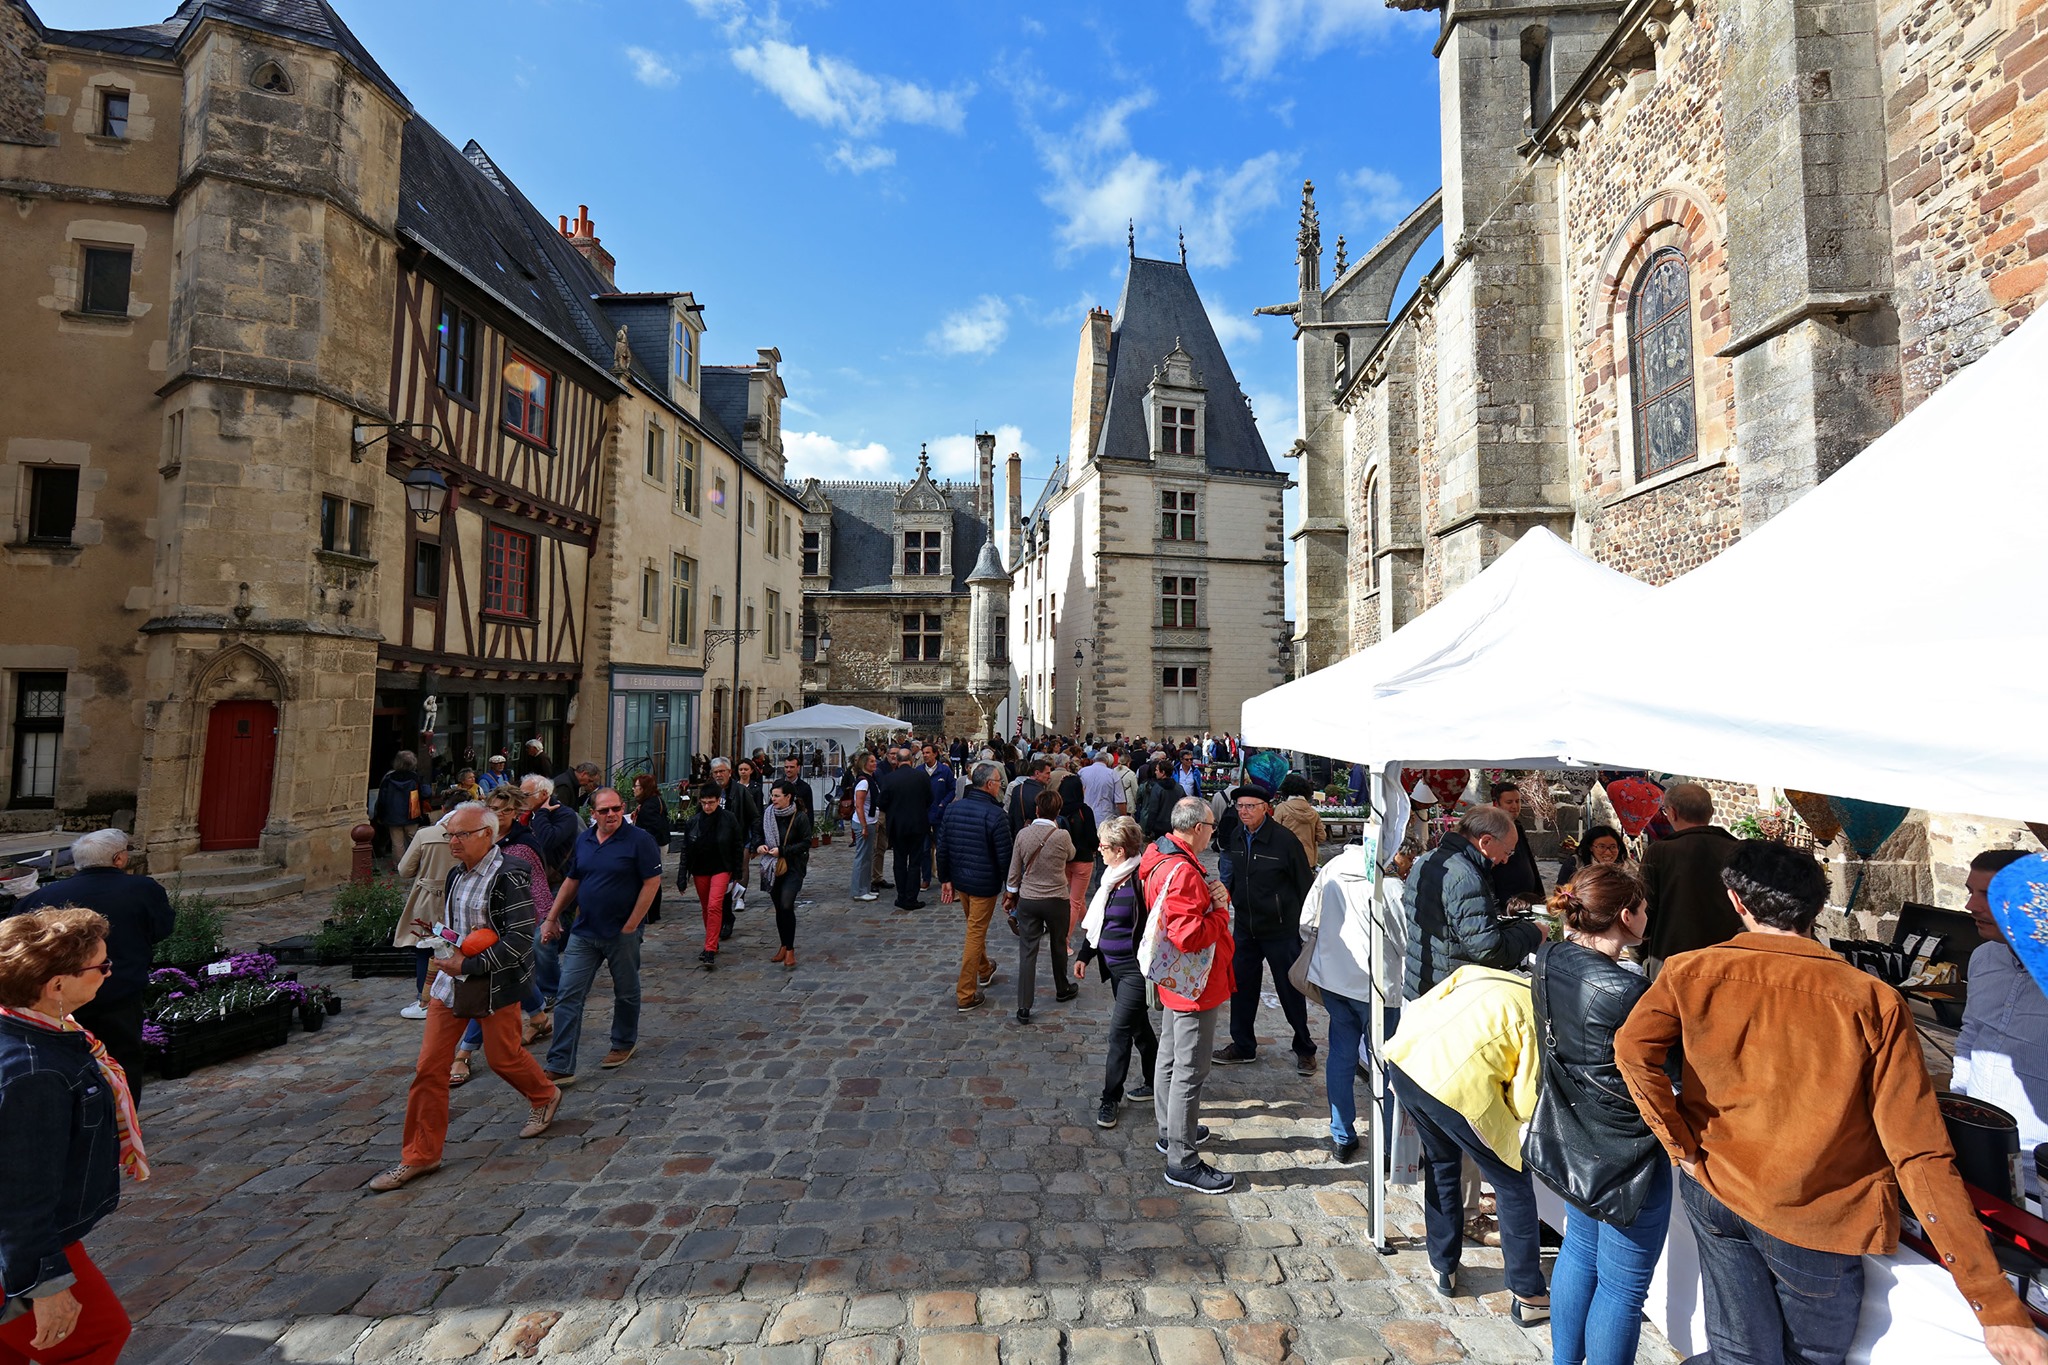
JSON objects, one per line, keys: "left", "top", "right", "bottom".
{"left": 401, "top": 999, "right": 555, "bottom": 1167}
{"left": 694, "top": 873, "right": 730, "bottom": 951}
{"left": 0, "top": 1244, "right": 129, "bottom": 1365}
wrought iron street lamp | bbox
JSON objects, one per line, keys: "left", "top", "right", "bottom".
{"left": 402, "top": 465, "right": 449, "bottom": 522}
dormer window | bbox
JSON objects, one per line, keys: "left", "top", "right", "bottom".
{"left": 903, "top": 531, "right": 942, "bottom": 576}
{"left": 672, "top": 317, "right": 695, "bottom": 387}
{"left": 1161, "top": 405, "right": 1196, "bottom": 454}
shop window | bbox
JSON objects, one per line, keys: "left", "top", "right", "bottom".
{"left": 902, "top": 612, "right": 943, "bottom": 661}
{"left": 502, "top": 351, "right": 552, "bottom": 445}
{"left": 1629, "top": 247, "right": 1698, "bottom": 479}
{"left": 10, "top": 672, "right": 65, "bottom": 806}
{"left": 26, "top": 467, "right": 79, "bottom": 545}
{"left": 435, "top": 298, "right": 477, "bottom": 400}
{"left": 79, "top": 247, "right": 131, "bottom": 316}
{"left": 484, "top": 524, "right": 533, "bottom": 617}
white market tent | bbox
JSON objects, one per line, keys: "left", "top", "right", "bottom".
{"left": 1244, "top": 308, "right": 2048, "bottom": 823}
{"left": 1242, "top": 526, "right": 1653, "bottom": 768}
{"left": 740, "top": 704, "right": 908, "bottom": 760}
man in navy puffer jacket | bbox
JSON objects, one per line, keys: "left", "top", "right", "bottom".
{"left": 935, "top": 763, "right": 1014, "bottom": 1011}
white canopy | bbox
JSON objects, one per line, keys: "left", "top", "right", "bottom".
{"left": 1244, "top": 309, "right": 2048, "bottom": 823}
{"left": 1241, "top": 527, "right": 1652, "bottom": 767}
{"left": 741, "top": 704, "right": 907, "bottom": 759}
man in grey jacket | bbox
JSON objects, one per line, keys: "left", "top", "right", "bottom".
{"left": 1402, "top": 805, "right": 1543, "bottom": 1000}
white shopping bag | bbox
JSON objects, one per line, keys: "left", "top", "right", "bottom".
{"left": 1388, "top": 1101, "right": 1423, "bottom": 1187}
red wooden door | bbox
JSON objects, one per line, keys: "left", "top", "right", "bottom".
{"left": 198, "top": 700, "right": 278, "bottom": 851}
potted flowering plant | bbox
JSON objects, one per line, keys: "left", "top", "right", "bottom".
{"left": 144, "top": 957, "right": 300, "bottom": 1078}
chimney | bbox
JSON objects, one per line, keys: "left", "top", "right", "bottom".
{"left": 974, "top": 432, "right": 995, "bottom": 526}
{"left": 1070, "top": 306, "right": 1112, "bottom": 466}
{"left": 560, "top": 204, "right": 616, "bottom": 289}
{"left": 1007, "top": 451, "right": 1023, "bottom": 566}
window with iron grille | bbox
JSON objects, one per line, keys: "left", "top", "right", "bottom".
{"left": 1629, "top": 247, "right": 1698, "bottom": 479}
{"left": 484, "top": 525, "right": 533, "bottom": 617}
{"left": 1160, "top": 576, "right": 1198, "bottom": 628}
{"left": 902, "top": 612, "right": 943, "bottom": 661}
{"left": 10, "top": 672, "right": 65, "bottom": 805}
{"left": 1161, "top": 489, "right": 1197, "bottom": 540}
{"left": 1160, "top": 405, "right": 1196, "bottom": 455}
{"left": 903, "top": 530, "right": 943, "bottom": 575}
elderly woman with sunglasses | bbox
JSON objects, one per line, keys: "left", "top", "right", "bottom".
{"left": 0, "top": 907, "right": 147, "bottom": 1364}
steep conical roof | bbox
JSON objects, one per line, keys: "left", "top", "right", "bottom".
{"left": 968, "top": 538, "right": 1008, "bottom": 584}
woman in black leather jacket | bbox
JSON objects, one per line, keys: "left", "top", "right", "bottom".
{"left": 1527, "top": 863, "right": 1669, "bottom": 1365}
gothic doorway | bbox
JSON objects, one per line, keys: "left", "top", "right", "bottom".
{"left": 198, "top": 700, "right": 278, "bottom": 850}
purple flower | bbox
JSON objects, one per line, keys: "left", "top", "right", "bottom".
{"left": 140, "top": 1023, "right": 166, "bottom": 1048}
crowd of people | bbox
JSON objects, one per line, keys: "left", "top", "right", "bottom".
{"left": 4, "top": 734, "right": 2047, "bottom": 1364}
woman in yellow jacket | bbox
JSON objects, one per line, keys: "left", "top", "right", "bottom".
{"left": 1385, "top": 964, "right": 1550, "bottom": 1324}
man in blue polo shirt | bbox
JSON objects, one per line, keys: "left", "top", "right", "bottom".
{"left": 539, "top": 786, "right": 662, "bottom": 1083}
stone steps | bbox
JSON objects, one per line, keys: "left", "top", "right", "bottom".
{"left": 165, "top": 862, "right": 306, "bottom": 906}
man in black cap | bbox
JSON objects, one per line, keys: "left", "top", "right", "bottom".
{"left": 1211, "top": 784, "right": 1318, "bottom": 1074}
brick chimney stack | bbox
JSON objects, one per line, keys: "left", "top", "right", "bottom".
{"left": 1007, "top": 451, "right": 1023, "bottom": 566}
{"left": 1071, "top": 306, "right": 1112, "bottom": 466}
{"left": 560, "top": 204, "right": 616, "bottom": 288}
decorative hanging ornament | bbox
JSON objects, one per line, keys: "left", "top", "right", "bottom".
{"left": 1785, "top": 792, "right": 1908, "bottom": 859}
{"left": 1400, "top": 769, "right": 1470, "bottom": 807}
{"left": 1605, "top": 776, "right": 1666, "bottom": 837}
{"left": 1988, "top": 852, "right": 2048, "bottom": 999}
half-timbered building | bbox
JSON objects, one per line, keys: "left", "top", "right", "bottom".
{"left": 372, "top": 121, "right": 625, "bottom": 781}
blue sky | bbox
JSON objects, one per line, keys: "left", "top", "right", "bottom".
{"left": 53, "top": 0, "right": 1443, "bottom": 528}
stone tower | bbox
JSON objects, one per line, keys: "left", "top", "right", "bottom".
{"left": 966, "top": 539, "right": 1010, "bottom": 739}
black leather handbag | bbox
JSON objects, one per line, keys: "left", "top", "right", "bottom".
{"left": 1522, "top": 942, "right": 1663, "bottom": 1226}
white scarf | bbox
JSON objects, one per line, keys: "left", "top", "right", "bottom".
{"left": 1079, "top": 855, "right": 1143, "bottom": 950}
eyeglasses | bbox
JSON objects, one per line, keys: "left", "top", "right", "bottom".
{"left": 77, "top": 959, "right": 114, "bottom": 977}
{"left": 1196, "top": 820, "right": 1217, "bottom": 830}
{"left": 447, "top": 826, "right": 492, "bottom": 841}
{"left": 593, "top": 805, "right": 624, "bottom": 814}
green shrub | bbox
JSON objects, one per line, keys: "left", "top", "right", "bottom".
{"left": 321, "top": 877, "right": 406, "bottom": 952}
{"left": 154, "top": 890, "right": 226, "bottom": 965}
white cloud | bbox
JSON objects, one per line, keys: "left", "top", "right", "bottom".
{"left": 683, "top": 0, "right": 755, "bottom": 38}
{"left": 927, "top": 425, "right": 1040, "bottom": 477}
{"left": 1206, "top": 295, "right": 1260, "bottom": 351}
{"left": 1249, "top": 388, "right": 1300, "bottom": 447}
{"left": 831, "top": 142, "right": 896, "bottom": 174}
{"left": 1337, "top": 166, "right": 1409, "bottom": 233}
{"left": 928, "top": 295, "right": 1011, "bottom": 356}
{"left": 782, "top": 431, "right": 895, "bottom": 481}
{"left": 1186, "top": 0, "right": 1417, "bottom": 80}
{"left": 730, "top": 39, "right": 971, "bottom": 138}
{"left": 625, "top": 46, "right": 679, "bottom": 88}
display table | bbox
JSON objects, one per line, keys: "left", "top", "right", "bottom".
{"left": 1532, "top": 1180, "right": 2003, "bottom": 1363}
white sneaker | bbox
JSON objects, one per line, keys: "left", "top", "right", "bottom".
{"left": 399, "top": 1002, "right": 428, "bottom": 1020}
{"left": 856, "top": 892, "right": 879, "bottom": 902}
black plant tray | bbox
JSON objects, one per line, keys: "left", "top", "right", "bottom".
{"left": 350, "top": 946, "right": 416, "bottom": 979}
{"left": 153, "top": 1000, "right": 293, "bottom": 1080}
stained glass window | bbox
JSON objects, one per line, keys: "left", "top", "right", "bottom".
{"left": 1629, "top": 248, "right": 1697, "bottom": 479}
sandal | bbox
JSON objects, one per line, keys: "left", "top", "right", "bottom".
{"left": 522, "top": 1011, "right": 552, "bottom": 1045}
{"left": 449, "top": 1053, "right": 472, "bottom": 1087}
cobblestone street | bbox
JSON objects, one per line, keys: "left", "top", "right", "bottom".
{"left": 96, "top": 842, "right": 1674, "bottom": 1365}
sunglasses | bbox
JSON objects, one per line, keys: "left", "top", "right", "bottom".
{"left": 593, "top": 804, "right": 625, "bottom": 814}
{"left": 77, "top": 959, "right": 114, "bottom": 977}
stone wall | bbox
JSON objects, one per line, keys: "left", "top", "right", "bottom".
{"left": 804, "top": 595, "right": 982, "bottom": 739}
{"left": 1881, "top": 0, "right": 2048, "bottom": 407}
{"left": 0, "top": 2, "right": 46, "bottom": 147}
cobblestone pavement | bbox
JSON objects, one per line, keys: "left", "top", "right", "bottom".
{"left": 100, "top": 841, "right": 1679, "bottom": 1365}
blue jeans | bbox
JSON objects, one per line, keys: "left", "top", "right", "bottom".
{"left": 1679, "top": 1173, "right": 1864, "bottom": 1365}
{"left": 534, "top": 936, "right": 562, "bottom": 1005}
{"left": 459, "top": 976, "right": 544, "bottom": 1052}
{"left": 1551, "top": 1160, "right": 1673, "bottom": 1365}
{"left": 1322, "top": 989, "right": 1370, "bottom": 1143}
{"left": 1388, "top": 1063, "right": 1548, "bottom": 1298}
{"left": 848, "top": 829, "right": 873, "bottom": 899}
{"left": 544, "top": 928, "right": 643, "bottom": 1075}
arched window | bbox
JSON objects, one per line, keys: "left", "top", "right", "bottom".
{"left": 1364, "top": 472, "right": 1381, "bottom": 591}
{"left": 250, "top": 61, "right": 292, "bottom": 94}
{"left": 1629, "top": 247, "right": 1697, "bottom": 478}
{"left": 1333, "top": 333, "right": 1350, "bottom": 388}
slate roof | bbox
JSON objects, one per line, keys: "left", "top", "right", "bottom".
{"left": 1095, "top": 256, "right": 1276, "bottom": 475}
{"left": 813, "top": 482, "right": 990, "bottom": 595}
{"left": 40, "top": 0, "right": 409, "bottom": 110}
{"left": 397, "top": 119, "right": 622, "bottom": 389}
{"left": 699, "top": 367, "right": 753, "bottom": 459}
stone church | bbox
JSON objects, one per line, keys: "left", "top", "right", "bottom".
{"left": 1282, "top": 0, "right": 2047, "bottom": 895}
{"left": 1013, "top": 252, "right": 1290, "bottom": 738}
